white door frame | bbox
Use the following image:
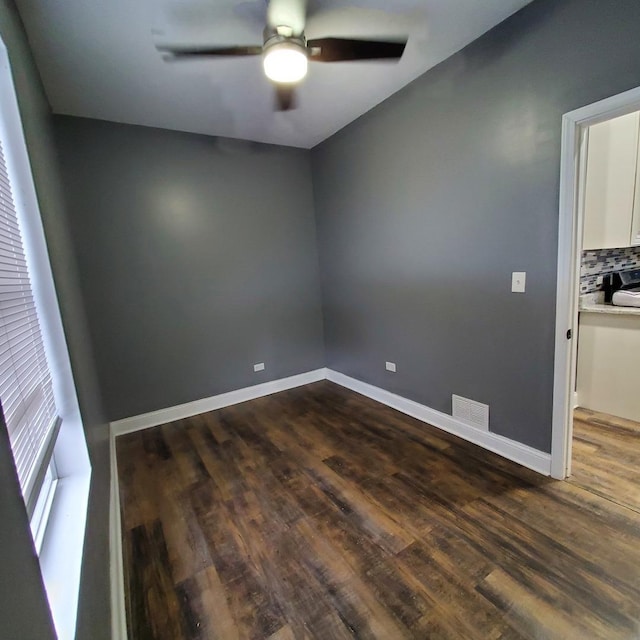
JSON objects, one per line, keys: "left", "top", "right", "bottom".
{"left": 551, "top": 85, "right": 640, "bottom": 479}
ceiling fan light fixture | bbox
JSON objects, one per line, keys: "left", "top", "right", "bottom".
{"left": 263, "top": 40, "right": 308, "bottom": 84}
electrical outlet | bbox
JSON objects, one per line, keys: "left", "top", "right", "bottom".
{"left": 511, "top": 271, "right": 526, "bottom": 293}
{"left": 385, "top": 361, "right": 397, "bottom": 373}
{"left": 253, "top": 362, "right": 265, "bottom": 372}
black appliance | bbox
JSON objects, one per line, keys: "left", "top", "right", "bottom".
{"left": 603, "top": 268, "right": 640, "bottom": 303}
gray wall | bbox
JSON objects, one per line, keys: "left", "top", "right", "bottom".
{"left": 0, "top": 415, "right": 55, "bottom": 639}
{"left": 312, "top": 0, "right": 640, "bottom": 453}
{"left": 0, "top": 1, "right": 110, "bottom": 639}
{"left": 54, "top": 117, "right": 325, "bottom": 421}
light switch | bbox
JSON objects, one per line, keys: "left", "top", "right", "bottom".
{"left": 512, "top": 272, "right": 526, "bottom": 293}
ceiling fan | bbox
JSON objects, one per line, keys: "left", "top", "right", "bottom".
{"left": 155, "top": 0, "right": 408, "bottom": 111}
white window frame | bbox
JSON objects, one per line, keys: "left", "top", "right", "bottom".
{"left": 30, "top": 457, "right": 59, "bottom": 553}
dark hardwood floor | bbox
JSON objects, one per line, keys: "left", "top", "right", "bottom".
{"left": 117, "top": 381, "right": 640, "bottom": 639}
{"left": 570, "top": 407, "right": 640, "bottom": 513}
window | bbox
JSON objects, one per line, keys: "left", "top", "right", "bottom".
{"left": 0, "top": 135, "right": 60, "bottom": 517}
{"left": 1, "top": 33, "right": 92, "bottom": 640}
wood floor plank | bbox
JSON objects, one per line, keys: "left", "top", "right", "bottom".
{"left": 395, "top": 537, "right": 513, "bottom": 639}
{"left": 266, "top": 625, "right": 297, "bottom": 640}
{"left": 570, "top": 408, "right": 640, "bottom": 512}
{"left": 264, "top": 421, "right": 415, "bottom": 554}
{"left": 482, "top": 485, "right": 640, "bottom": 593}
{"left": 125, "top": 519, "right": 188, "bottom": 640}
{"left": 175, "top": 566, "right": 239, "bottom": 640}
{"left": 477, "top": 568, "right": 624, "bottom": 640}
{"left": 117, "top": 381, "right": 640, "bottom": 639}
{"left": 189, "top": 480, "right": 287, "bottom": 637}
{"left": 160, "top": 420, "right": 208, "bottom": 486}
{"left": 117, "top": 433, "right": 164, "bottom": 531}
{"left": 157, "top": 485, "right": 213, "bottom": 585}
{"left": 461, "top": 499, "right": 640, "bottom": 630}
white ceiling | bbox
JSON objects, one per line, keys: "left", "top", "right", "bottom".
{"left": 16, "top": 0, "right": 532, "bottom": 149}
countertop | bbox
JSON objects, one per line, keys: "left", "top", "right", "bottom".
{"left": 579, "top": 292, "right": 640, "bottom": 316}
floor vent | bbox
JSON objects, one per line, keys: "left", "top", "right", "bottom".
{"left": 452, "top": 394, "right": 489, "bottom": 431}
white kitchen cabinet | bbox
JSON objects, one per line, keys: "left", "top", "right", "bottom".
{"left": 633, "top": 138, "right": 640, "bottom": 246}
{"left": 582, "top": 111, "right": 640, "bottom": 250}
{"left": 576, "top": 311, "right": 640, "bottom": 421}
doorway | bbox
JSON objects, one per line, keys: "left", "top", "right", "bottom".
{"left": 552, "top": 86, "right": 640, "bottom": 487}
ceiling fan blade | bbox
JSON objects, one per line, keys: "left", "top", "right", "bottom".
{"left": 158, "top": 1, "right": 267, "bottom": 31}
{"left": 157, "top": 44, "right": 263, "bottom": 59}
{"left": 307, "top": 37, "right": 407, "bottom": 62}
{"left": 275, "top": 86, "right": 297, "bottom": 111}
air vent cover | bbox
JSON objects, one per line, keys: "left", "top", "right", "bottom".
{"left": 452, "top": 394, "right": 489, "bottom": 431}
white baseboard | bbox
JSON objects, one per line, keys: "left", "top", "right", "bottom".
{"left": 109, "top": 429, "right": 128, "bottom": 640}
{"left": 325, "top": 369, "right": 552, "bottom": 476}
{"left": 110, "top": 368, "right": 327, "bottom": 437}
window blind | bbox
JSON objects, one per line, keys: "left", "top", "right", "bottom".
{"left": 0, "top": 137, "right": 58, "bottom": 512}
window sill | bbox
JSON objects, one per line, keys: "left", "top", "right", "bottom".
{"left": 39, "top": 470, "right": 91, "bottom": 640}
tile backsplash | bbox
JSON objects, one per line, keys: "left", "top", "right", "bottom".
{"left": 581, "top": 246, "right": 640, "bottom": 293}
